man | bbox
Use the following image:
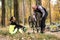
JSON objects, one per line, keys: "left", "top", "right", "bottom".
{"left": 32, "top": 5, "right": 48, "bottom": 33}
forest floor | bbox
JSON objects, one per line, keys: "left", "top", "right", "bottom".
{"left": 0, "top": 25, "right": 60, "bottom": 40}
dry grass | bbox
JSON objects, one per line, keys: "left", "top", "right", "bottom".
{"left": 0, "top": 27, "right": 60, "bottom": 40}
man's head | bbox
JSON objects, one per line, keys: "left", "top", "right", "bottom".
{"left": 10, "top": 16, "right": 16, "bottom": 22}
{"left": 32, "top": 5, "right": 37, "bottom": 10}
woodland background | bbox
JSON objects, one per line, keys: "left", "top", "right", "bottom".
{"left": 0, "top": 0, "right": 60, "bottom": 26}
{"left": 0, "top": 0, "right": 60, "bottom": 40}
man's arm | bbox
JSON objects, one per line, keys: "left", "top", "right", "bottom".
{"left": 38, "top": 6, "right": 45, "bottom": 18}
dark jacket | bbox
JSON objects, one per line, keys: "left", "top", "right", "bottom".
{"left": 10, "top": 21, "right": 23, "bottom": 29}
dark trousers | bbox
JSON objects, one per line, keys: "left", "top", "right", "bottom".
{"left": 14, "top": 25, "right": 25, "bottom": 31}
{"left": 39, "top": 16, "right": 47, "bottom": 33}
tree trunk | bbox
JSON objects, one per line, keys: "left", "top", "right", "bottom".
{"left": 49, "top": 0, "right": 52, "bottom": 24}
{"left": 36, "top": 0, "right": 42, "bottom": 5}
{"left": 14, "top": 0, "right": 19, "bottom": 24}
{"left": 29, "top": 0, "right": 32, "bottom": 15}
{"left": 22, "top": 0, "right": 25, "bottom": 25}
{"left": 1, "top": 0, "right": 5, "bottom": 26}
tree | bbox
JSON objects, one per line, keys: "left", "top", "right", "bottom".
{"left": 8, "top": 0, "right": 12, "bottom": 17}
{"left": 36, "top": 0, "right": 42, "bottom": 5}
{"left": 1, "top": 0, "right": 5, "bottom": 26}
{"left": 22, "top": 0, "right": 25, "bottom": 25}
{"left": 14, "top": 0, "right": 19, "bottom": 24}
{"left": 49, "top": 0, "right": 52, "bottom": 24}
{"left": 29, "top": 0, "right": 32, "bottom": 15}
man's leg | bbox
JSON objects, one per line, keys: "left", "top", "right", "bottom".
{"left": 40, "top": 17, "right": 46, "bottom": 33}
